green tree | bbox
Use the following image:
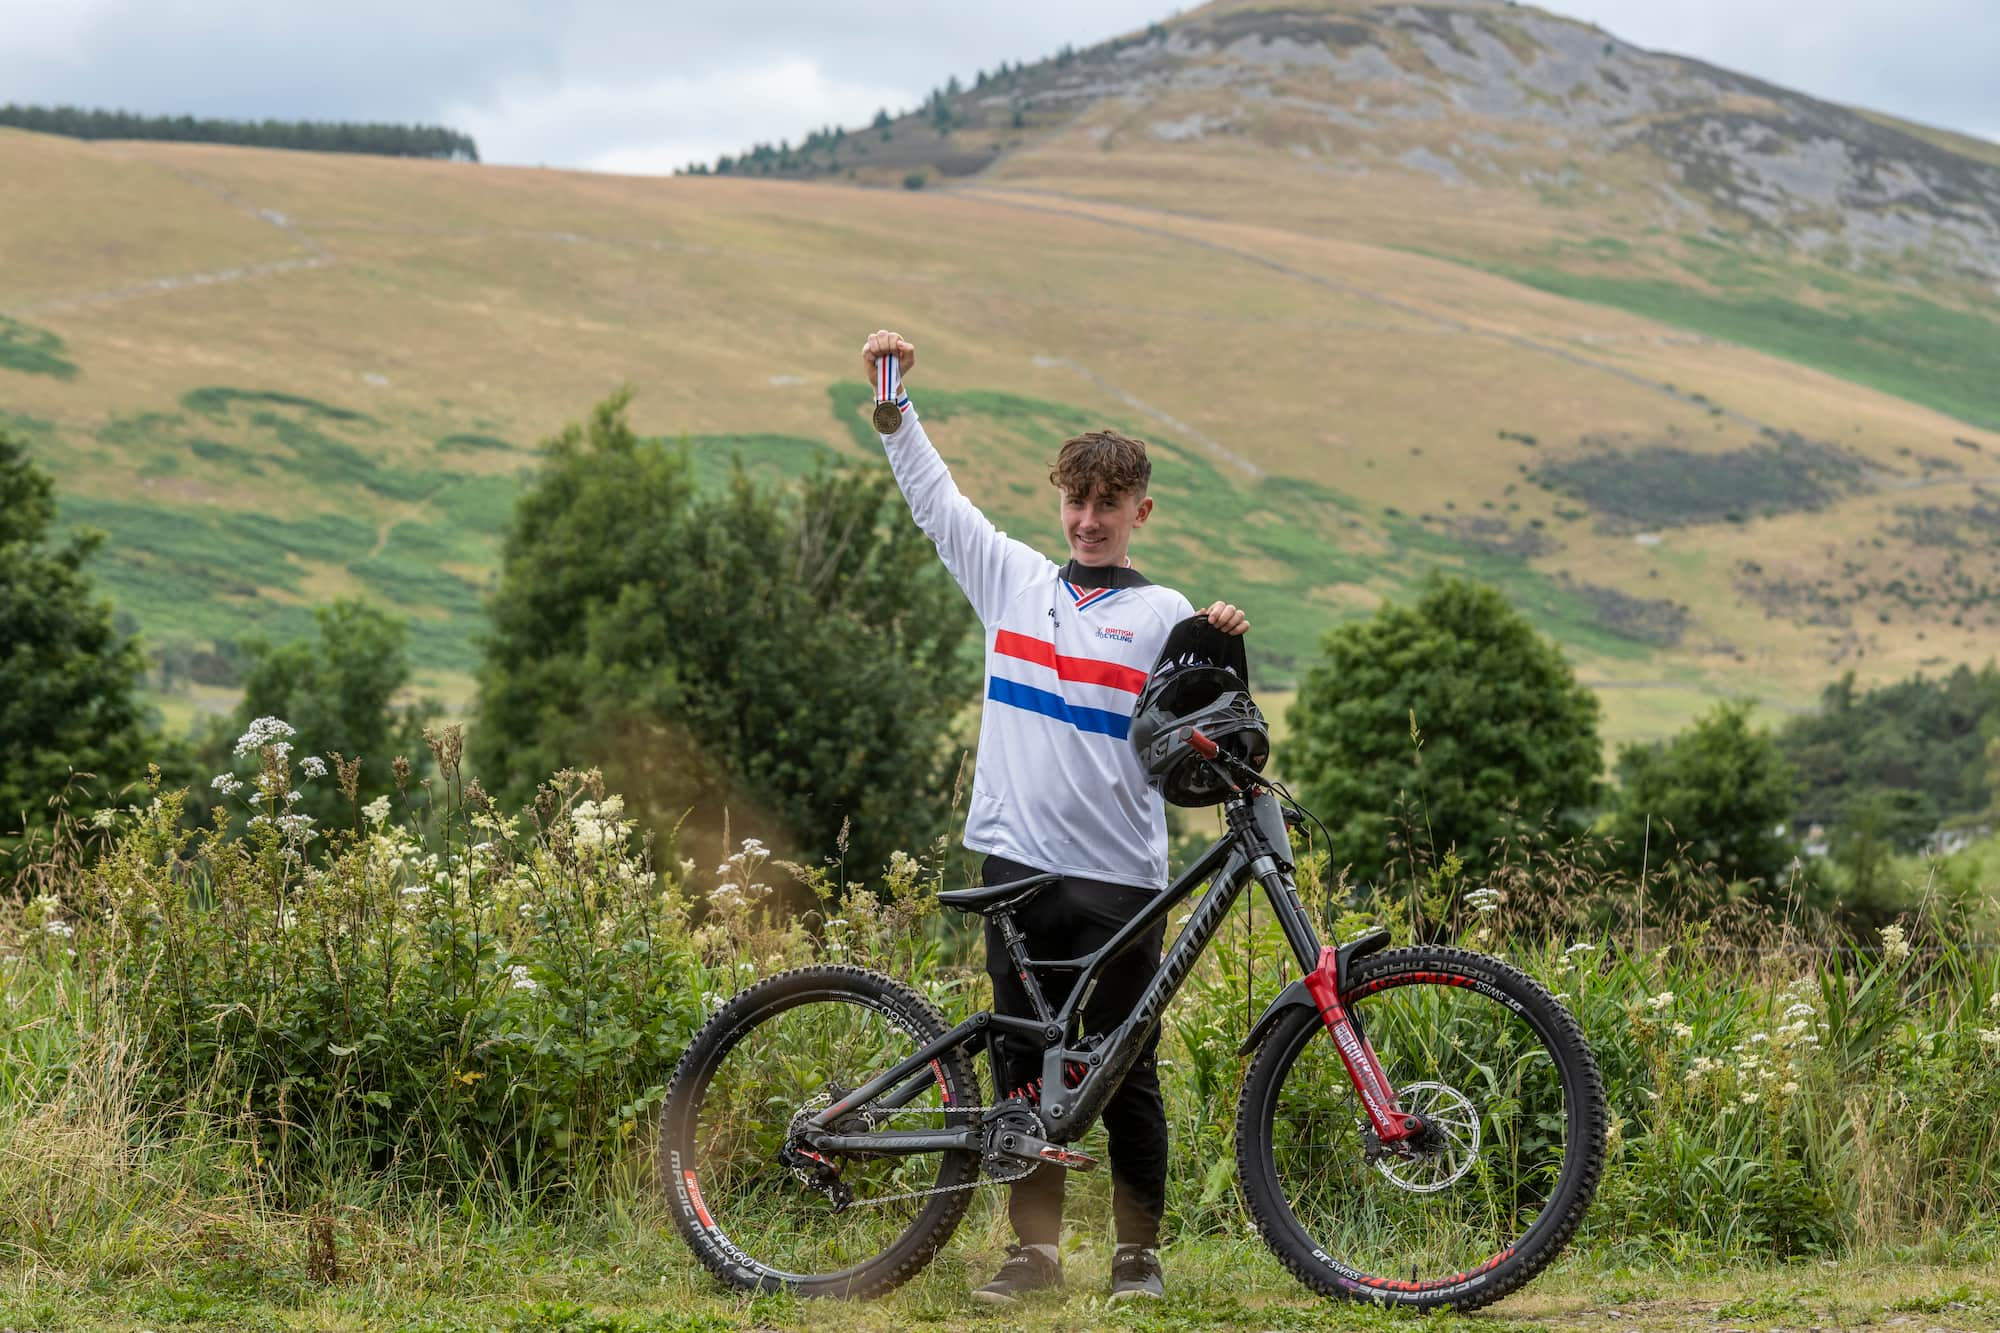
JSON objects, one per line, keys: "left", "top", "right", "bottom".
{"left": 1284, "top": 574, "right": 1602, "bottom": 882}
{"left": 0, "top": 430, "right": 154, "bottom": 851}
{"left": 475, "top": 392, "right": 978, "bottom": 879}
{"left": 197, "top": 599, "right": 438, "bottom": 833}
{"left": 1825, "top": 785, "right": 1939, "bottom": 924}
{"left": 1607, "top": 701, "right": 1799, "bottom": 901}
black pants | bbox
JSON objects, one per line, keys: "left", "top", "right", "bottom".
{"left": 982, "top": 854, "right": 1169, "bottom": 1248}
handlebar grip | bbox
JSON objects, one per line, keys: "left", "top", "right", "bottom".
{"left": 1181, "top": 726, "right": 1219, "bottom": 760}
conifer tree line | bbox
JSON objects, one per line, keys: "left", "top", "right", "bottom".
{"left": 0, "top": 103, "right": 479, "bottom": 161}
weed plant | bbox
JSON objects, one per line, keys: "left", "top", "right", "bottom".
{"left": 1, "top": 724, "right": 1997, "bottom": 1295}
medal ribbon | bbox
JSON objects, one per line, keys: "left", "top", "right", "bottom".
{"left": 876, "top": 353, "right": 900, "bottom": 407}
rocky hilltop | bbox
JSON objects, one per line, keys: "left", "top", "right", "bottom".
{"left": 754, "top": 0, "right": 2000, "bottom": 299}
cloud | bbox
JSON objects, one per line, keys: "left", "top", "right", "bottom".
{"left": 446, "top": 56, "right": 913, "bottom": 174}
{"left": 0, "top": 0, "right": 1991, "bottom": 168}
{"left": 1551, "top": 0, "right": 2000, "bottom": 142}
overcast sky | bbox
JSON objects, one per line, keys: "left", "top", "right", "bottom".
{"left": 2, "top": 0, "right": 1994, "bottom": 174}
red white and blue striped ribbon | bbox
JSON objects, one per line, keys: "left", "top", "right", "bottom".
{"left": 876, "top": 354, "right": 900, "bottom": 408}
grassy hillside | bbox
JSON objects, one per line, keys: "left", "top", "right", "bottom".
{"left": 3, "top": 27, "right": 1998, "bottom": 750}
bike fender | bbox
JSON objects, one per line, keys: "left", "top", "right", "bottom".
{"left": 1238, "top": 977, "right": 1317, "bottom": 1055}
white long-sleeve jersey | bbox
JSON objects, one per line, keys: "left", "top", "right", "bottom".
{"left": 878, "top": 395, "right": 1194, "bottom": 889}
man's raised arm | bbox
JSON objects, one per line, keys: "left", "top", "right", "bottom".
{"left": 861, "top": 329, "right": 1052, "bottom": 627}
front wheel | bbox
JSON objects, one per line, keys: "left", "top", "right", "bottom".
{"left": 1235, "top": 946, "right": 1605, "bottom": 1311}
{"left": 660, "top": 965, "right": 980, "bottom": 1297}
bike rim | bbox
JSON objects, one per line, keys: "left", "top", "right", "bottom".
{"left": 1261, "top": 968, "right": 1579, "bottom": 1295}
{"left": 679, "top": 988, "right": 965, "bottom": 1286}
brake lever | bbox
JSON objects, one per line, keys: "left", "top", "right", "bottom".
{"left": 1179, "top": 726, "right": 1265, "bottom": 793}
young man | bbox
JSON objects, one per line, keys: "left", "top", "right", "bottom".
{"left": 860, "top": 330, "right": 1248, "bottom": 1304}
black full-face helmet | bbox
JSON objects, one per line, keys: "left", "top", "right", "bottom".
{"left": 1129, "top": 615, "right": 1270, "bottom": 806}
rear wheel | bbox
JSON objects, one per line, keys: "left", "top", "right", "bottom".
{"left": 1235, "top": 946, "right": 1604, "bottom": 1311}
{"left": 660, "top": 966, "right": 980, "bottom": 1297}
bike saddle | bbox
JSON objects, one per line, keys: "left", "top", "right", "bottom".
{"left": 936, "top": 872, "right": 1061, "bottom": 917}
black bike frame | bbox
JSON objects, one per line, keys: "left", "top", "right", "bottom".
{"left": 806, "top": 786, "right": 1410, "bottom": 1152}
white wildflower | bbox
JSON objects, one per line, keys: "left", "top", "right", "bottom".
{"left": 1644, "top": 990, "right": 1675, "bottom": 1011}
{"left": 210, "top": 773, "right": 244, "bottom": 796}
{"left": 1747, "top": 1032, "right": 1769, "bottom": 1044}
{"left": 300, "top": 755, "right": 327, "bottom": 778}
{"left": 401, "top": 886, "right": 428, "bottom": 899}
{"left": 285, "top": 790, "right": 304, "bottom": 805}
{"left": 232, "top": 716, "right": 296, "bottom": 757}
{"left": 44, "top": 920, "right": 74, "bottom": 938}
{"left": 1783, "top": 1002, "right": 1816, "bottom": 1019}
{"left": 363, "top": 795, "right": 391, "bottom": 825}
{"left": 1879, "top": 922, "right": 1910, "bottom": 964}
{"left": 1740, "top": 1091, "right": 1760, "bottom": 1106}
{"left": 1976, "top": 1027, "right": 2000, "bottom": 1052}
{"left": 1670, "top": 1022, "right": 1694, "bottom": 1040}
{"left": 509, "top": 965, "right": 539, "bottom": 992}
{"left": 1780, "top": 1081, "right": 1800, "bottom": 1095}
{"left": 1986, "top": 992, "right": 1999, "bottom": 1014}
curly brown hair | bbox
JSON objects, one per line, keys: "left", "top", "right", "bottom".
{"left": 1048, "top": 429, "right": 1151, "bottom": 501}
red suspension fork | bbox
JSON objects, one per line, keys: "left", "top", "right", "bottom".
{"left": 1301, "top": 946, "right": 1416, "bottom": 1145}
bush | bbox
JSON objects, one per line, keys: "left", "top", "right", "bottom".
{"left": 3, "top": 743, "right": 1998, "bottom": 1263}
{"left": 1283, "top": 573, "right": 1602, "bottom": 887}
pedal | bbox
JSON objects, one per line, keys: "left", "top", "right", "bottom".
{"left": 1035, "top": 1143, "right": 1099, "bottom": 1171}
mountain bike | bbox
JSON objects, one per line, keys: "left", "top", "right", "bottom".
{"left": 660, "top": 727, "right": 1605, "bottom": 1311}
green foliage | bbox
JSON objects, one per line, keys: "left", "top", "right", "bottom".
{"left": 77, "top": 769, "right": 700, "bottom": 1195}
{"left": 199, "top": 598, "right": 440, "bottom": 834}
{"left": 0, "top": 102, "right": 479, "bottom": 160}
{"left": 1822, "top": 787, "right": 1942, "bottom": 924}
{"left": 1607, "top": 701, "right": 1800, "bottom": 902}
{"left": 1493, "top": 263, "right": 2000, "bottom": 430}
{"left": 4, "top": 758, "right": 2000, "bottom": 1287}
{"left": 0, "top": 315, "right": 77, "bottom": 380}
{"left": 436, "top": 432, "right": 517, "bottom": 453}
{"left": 475, "top": 392, "right": 979, "bottom": 877}
{"left": 1530, "top": 432, "right": 1868, "bottom": 530}
{"left": 0, "top": 430, "right": 154, "bottom": 853}
{"left": 1779, "top": 665, "right": 2000, "bottom": 829}
{"left": 1283, "top": 574, "right": 1603, "bottom": 884}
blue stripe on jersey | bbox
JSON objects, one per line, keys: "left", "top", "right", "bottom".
{"left": 988, "top": 676, "right": 1133, "bottom": 740}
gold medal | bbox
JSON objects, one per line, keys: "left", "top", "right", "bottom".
{"left": 872, "top": 354, "right": 904, "bottom": 433}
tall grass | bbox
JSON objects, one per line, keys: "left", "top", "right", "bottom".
{"left": 2, "top": 732, "right": 1997, "bottom": 1291}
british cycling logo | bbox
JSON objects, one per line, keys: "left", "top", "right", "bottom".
{"left": 1096, "top": 626, "right": 1135, "bottom": 644}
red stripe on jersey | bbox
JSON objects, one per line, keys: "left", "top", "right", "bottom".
{"left": 994, "top": 629, "right": 1148, "bottom": 694}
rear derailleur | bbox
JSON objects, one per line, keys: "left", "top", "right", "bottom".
{"left": 779, "top": 1084, "right": 862, "bottom": 1212}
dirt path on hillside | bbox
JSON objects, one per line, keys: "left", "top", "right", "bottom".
{"left": 1, "top": 156, "right": 333, "bottom": 320}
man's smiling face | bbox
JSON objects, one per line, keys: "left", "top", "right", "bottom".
{"left": 1060, "top": 483, "right": 1153, "bottom": 568}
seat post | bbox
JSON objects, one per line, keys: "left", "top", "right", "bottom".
{"left": 993, "top": 909, "right": 1054, "bottom": 1023}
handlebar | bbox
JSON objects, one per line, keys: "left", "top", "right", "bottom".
{"left": 1180, "top": 726, "right": 1220, "bottom": 760}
